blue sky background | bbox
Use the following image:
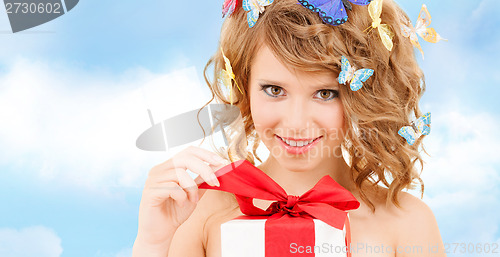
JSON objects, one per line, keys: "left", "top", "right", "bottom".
{"left": 0, "top": 0, "right": 499, "bottom": 256}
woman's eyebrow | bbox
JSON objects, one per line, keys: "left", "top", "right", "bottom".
{"left": 257, "top": 79, "right": 338, "bottom": 90}
{"left": 257, "top": 79, "right": 285, "bottom": 86}
{"left": 310, "top": 83, "right": 339, "bottom": 90}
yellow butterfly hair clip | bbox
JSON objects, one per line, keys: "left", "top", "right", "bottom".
{"left": 219, "top": 48, "right": 244, "bottom": 105}
{"left": 401, "top": 4, "right": 447, "bottom": 59}
{"left": 365, "top": 0, "right": 394, "bottom": 51}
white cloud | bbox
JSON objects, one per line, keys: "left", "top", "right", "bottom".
{"left": 406, "top": 103, "right": 500, "bottom": 246}
{"left": 422, "top": 108, "right": 500, "bottom": 194}
{"left": 0, "top": 58, "right": 214, "bottom": 195}
{"left": 0, "top": 226, "right": 63, "bottom": 257}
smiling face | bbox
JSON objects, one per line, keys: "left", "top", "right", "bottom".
{"left": 249, "top": 44, "right": 346, "bottom": 170}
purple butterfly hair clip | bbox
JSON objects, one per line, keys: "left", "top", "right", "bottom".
{"left": 298, "top": 0, "right": 371, "bottom": 26}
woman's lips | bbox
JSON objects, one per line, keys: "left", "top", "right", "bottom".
{"left": 275, "top": 135, "right": 322, "bottom": 155}
{"left": 278, "top": 136, "right": 321, "bottom": 141}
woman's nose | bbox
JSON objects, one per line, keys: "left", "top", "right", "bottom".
{"left": 282, "top": 98, "right": 311, "bottom": 133}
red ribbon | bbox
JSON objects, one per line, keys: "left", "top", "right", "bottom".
{"left": 199, "top": 159, "right": 360, "bottom": 256}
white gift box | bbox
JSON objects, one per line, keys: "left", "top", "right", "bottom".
{"left": 221, "top": 215, "right": 351, "bottom": 257}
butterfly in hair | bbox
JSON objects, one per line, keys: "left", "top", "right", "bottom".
{"left": 222, "top": 0, "right": 238, "bottom": 18}
{"left": 298, "top": 0, "right": 371, "bottom": 26}
{"left": 398, "top": 112, "right": 431, "bottom": 145}
{"left": 401, "top": 4, "right": 446, "bottom": 59}
{"left": 219, "top": 48, "right": 244, "bottom": 105}
{"left": 337, "top": 56, "right": 374, "bottom": 91}
{"left": 242, "top": 0, "right": 275, "bottom": 28}
{"left": 365, "top": 0, "right": 394, "bottom": 51}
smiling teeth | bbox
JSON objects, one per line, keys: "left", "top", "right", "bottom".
{"left": 282, "top": 138, "right": 315, "bottom": 147}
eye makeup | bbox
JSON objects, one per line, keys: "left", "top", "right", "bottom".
{"left": 259, "top": 84, "right": 339, "bottom": 101}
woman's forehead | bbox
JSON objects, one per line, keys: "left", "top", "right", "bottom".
{"left": 250, "top": 44, "right": 339, "bottom": 88}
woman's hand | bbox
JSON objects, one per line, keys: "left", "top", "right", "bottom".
{"left": 133, "top": 146, "right": 229, "bottom": 255}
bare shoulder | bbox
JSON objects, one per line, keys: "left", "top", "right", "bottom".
{"left": 168, "top": 189, "right": 237, "bottom": 257}
{"left": 387, "top": 191, "right": 447, "bottom": 257}
{"left": 388, "top": 191, "right": 438, "bottom": 228}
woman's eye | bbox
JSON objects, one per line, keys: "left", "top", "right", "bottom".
{"left": 260, "top": 85, "right": 284, "bottom": 97}
{"left": 315, "top": 90, "right": 339, "bottom": 101}
{"left": 260, "top": 85, "right": 338, "bottom": 101}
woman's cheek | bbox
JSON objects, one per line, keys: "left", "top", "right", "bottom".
{"left": 252, "top": 103, "right": 275, "bottom": 137}
{"left": 319, "top": 104, "right": 345, "bottom": 142}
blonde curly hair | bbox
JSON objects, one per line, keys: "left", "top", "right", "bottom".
{"left": 199, "top": 0, "right": 427, "bottom": 213}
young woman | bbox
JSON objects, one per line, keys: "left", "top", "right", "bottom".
{"left": 132, "top": 0, "right": 446, "bottom": 256}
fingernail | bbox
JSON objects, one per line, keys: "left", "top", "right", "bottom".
{"left": 209, "top": 173, "right": 220, "bottom": 187}
{"left": 212, "top": 155, "right": 226, "bottom": 164}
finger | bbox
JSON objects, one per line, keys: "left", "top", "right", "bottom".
{"left": 154, "top": 147, "right": 228, "bottom": 175}
{"left": 167, "top": 146, "right": 226, "bottom": 170}
{"left": 146, "top": 168, "right": 198, "bottom": 203}
{"left": 193, "top": 159, "right": 231, "bottom": 185}
{"left": 209, "top": 160, "right": 231, "bottom": 171}
{"left": 146, "top": 169, "right": 179, "bottom": 184}
{"left": 145, "top": 181, "right": 188, "bottom": 208}
{"left": 186, "top": 146, "right": 228, "bottom": 166}
{"left": 174, "top": 168, "right": 199, "bottom": 203}
{"left": 164, "top": 182, "right": 189, "bottom": 208}
{"left": 151, "top": 156, "right": 219, "bottom": 187}
{"left": 172, "top": 155, "right": 220, "bottom": 187}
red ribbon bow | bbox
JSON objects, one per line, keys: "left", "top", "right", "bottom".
{"left": 199, "top": 159, "right": 360, "bottom": 256}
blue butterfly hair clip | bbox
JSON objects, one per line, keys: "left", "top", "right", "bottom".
{"left": 242, "top": 0, "right": 275, "bottom": 28}
{"left": 338, "top": 56, "right": 374, "bottom": 91}
{"left": 398, "top": 112, "right": 431, "bottom": 145}
{"left": 298, "top": 0, "right": 371, "bottom": 26}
